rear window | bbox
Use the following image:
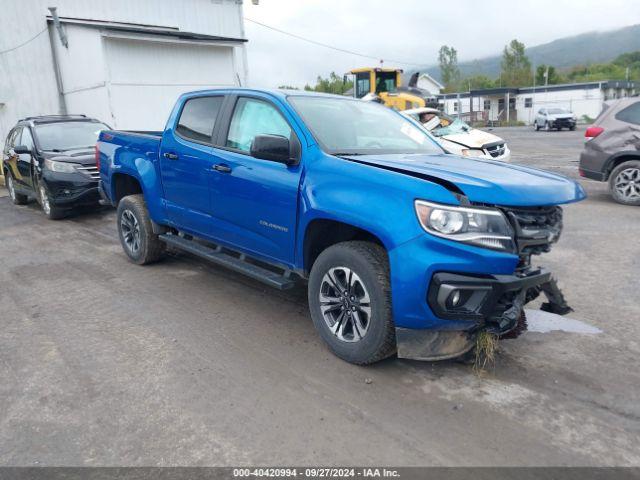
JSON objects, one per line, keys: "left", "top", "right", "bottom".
{"left": 615, "top": 102, "right": 640, "bottom": 126}
{"left": 176, "top": 96, "right": 224, "bottom": 143}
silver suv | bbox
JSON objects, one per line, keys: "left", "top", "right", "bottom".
{"left": 579, "top": 97, "right": 640, "bottom": 206}
{"left": 534, "top": 108, "right": 577, "bottom": 131}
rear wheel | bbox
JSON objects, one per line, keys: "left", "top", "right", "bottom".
{"left": 5, "top": 173, "right": 28, "bottom": 205}
{"left": 308, "top": 241, "right": 396, "bottom": 365}
{"left": 609, "top": 160, "right": 640, "bottom": 206}
{"left": 38, "top": 183, "right": 66, "bottom": 220}
{"left": 117, "top": 194, "right": 166, "bottom": 264}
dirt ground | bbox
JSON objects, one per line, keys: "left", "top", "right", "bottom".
{"left": 0, "top": 126, "right": 638, "bottom": 466}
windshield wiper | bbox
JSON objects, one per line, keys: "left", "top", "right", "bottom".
{"left": 333, "top": 152, "right": 367, "bottom": 156}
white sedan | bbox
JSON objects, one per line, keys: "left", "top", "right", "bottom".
{"left": 402, "top": 107, "right": 511, "bottom": 161}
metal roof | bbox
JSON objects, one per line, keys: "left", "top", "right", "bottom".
{"left": 46, "top": 16, "right": 248, "bottom": 43}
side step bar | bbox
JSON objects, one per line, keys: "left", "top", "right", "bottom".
{"left": 158, "top": 233, "right": 296, "bottom": 290}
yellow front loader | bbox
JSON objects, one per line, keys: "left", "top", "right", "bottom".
{"left": 345, "top": 67, "right": 439, "bottom": 111}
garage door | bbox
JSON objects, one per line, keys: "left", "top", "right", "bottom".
{"left": 104, "top": 37, "right": 236, "bottom": 130}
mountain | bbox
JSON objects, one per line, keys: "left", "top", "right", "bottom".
{"left": 410, "top": 24, "right": 640, "bottom": 81}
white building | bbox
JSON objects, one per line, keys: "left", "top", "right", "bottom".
{"left": 438, "top": 80, "right": 638, "bottom": 125}
{"left": 416, "top": 73, "right": 444, "bottom": 96}
{"left": 0, "top": 0, "right": 248, "bottom": 141}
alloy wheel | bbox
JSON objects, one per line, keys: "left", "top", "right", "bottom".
{"left": 614, "top": 167, "right": 640, "bottom": 200}
{"left": 319, "top": 266, "right": 372, "bottom": 343}
{"left": 39, "top": 185, "right": 51, "bottom": 215}
{"left": 6, "top": 175, "right": 16, "bottom": 201}
{"left": 120, "top": 209, "right": 141, "bottom": 254}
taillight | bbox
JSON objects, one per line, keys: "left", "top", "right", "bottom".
{"left": 585, "top": 126, "right": 604, "bottom": 139}
{"left": 95, "top": 144, "right": 100, "bottom": 171}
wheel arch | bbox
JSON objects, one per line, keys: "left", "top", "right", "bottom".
{"left": 604, "top": 152, "right": 640, "bottom": 180}
{"left": 111, "top": 172, "right": 144, "bottom": 205}
{"left": 302, "top": 218, "right": 387, "bottom": 276}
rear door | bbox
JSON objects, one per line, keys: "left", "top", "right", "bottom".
{"left": 159, "top": 94, "right": 225, "bottom": 236}
{"left": 208, "top": 94, "right": 303, "bottom": 265}
{"left": 6, "top": 127, "right": 28, "bottom": 188}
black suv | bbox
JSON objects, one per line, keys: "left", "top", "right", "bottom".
{"left": 2, "top": 115, "right": 109, "bottom": 219}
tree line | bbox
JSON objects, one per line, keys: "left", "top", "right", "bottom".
{"left": 439, "top": 41, "right": 640, "bottom": 93}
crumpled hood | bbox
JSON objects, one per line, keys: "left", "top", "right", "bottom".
{"left": 440, "top": 129, "right": 503, "bottom": 149}
{"left": 41, "top": 148, "right": 95, "bottom": 166}
{"left": 344, "top": 153, "right": 586, "bottom": 207}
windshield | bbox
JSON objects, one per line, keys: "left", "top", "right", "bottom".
{"left": 288, "top": 96, "right": 442, "bottom": 155}
{"left": 412, "top": 111, "right": 471, "bottom": 137}
{"left": 35, "top": 121, "right": 109, "bottom": 151}
{"left": 547, "top": 108, "right": 569, "bottom": 114}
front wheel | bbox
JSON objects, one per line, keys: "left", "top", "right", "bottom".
{"left": 5, "top": 173, "right": 28, "bottom": 205}
{"left": 609, "top": 160, "right": 640, "bottom": 206}
{"left": 534, "top": 121, "right": 540, "bottom": 131}
{"left": 308, "top": 241, "right": 396, "bottom": 365}
{"left": 117, "top": 194, "right": 166, "bottom": 264}
{"left": 544, "top": 121, "right": 551, "bottom": 131}
{"left": 38, "top": 184, "right": 66, "bottom": 220}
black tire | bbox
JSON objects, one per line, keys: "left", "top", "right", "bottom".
{"left": 534, "top": 121, "right": 540, "bottom": 131}
{"left": 609, "top": 160, "right": 640, "bottom": 206}
{"left": 5, "top": 172, "right": 28, "bottom": 205}
{"left": 308, "top": 241, "right": 396, "bottom": 365}
{"left": 37, "top": 183, "right": 66, "bottom": 220}
{"left": 117, "top": 194, "right": 166, "bottom": 264}
{"left": 569, "top": 126, "right": 576, "bottom": 131}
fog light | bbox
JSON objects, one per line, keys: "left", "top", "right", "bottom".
{"left": 449, "top": 290, "right": 461, "bottom": 307}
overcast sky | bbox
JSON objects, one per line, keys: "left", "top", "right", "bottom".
{"left": 243, "top": 0, "right": 640, "bottom": 88}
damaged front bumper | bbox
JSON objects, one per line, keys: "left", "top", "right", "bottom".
{"left": 396, "top": 268, "right": 570, "bottom": 361}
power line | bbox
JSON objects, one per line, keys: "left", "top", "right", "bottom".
{"left": 0, "top": 27, "right": 48, "bottom": 55}
{"left": 245, "top": 17, "right": 423, "bottom": 67}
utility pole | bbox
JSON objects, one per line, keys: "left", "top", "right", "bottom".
{"left": 544, "top": 65, "right": 549, "bottom": 86}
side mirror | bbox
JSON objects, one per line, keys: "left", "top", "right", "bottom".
{"left": 13, "top": 145, "right": 31, "bottom": 155}
{"left": 250, "top": 134, "right": 299, "bottom": 166}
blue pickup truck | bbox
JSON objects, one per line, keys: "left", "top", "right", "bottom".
{"left": 97, "top": 88, "right": 585, "bottom": 364}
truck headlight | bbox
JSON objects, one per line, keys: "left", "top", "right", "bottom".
{"left": 461, "top": 149, "right": 486, "bottom": 158}
{"left": 44, "top": 158, "right": 77, "bottom": 173}
{"left": 415, "top": 200, "right": 515, "bottom": 252}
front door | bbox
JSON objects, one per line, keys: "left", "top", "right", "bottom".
{"left": 208, "top": 95, "right": 303, "bottom": 265}
{"left": 16, "top": 128, "right": 35, "bottom": 190}
{"left": 159, "top": 95, "right": 225, "bottom": 236}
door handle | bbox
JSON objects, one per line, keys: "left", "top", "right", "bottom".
{"left": 213, "top": 164, "right": 232, "bottom": 173}
{"left": 163, "top": 152, "right": 179, "bottom": 160}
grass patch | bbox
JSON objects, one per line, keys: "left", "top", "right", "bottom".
{"left": 473, "top": 331, "right": 499, "bottom": 374}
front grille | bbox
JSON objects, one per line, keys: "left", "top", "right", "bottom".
{"left": 552, "top": 118, "right": 575, "bottom": 127}
{"left": 502, "top": 206, "right": 563, "bottom": 262}
{"left": 485, "top": 143, "right": 506, "bottom": 158}
{"left": 76, "top": 165, "right": 100, "bottom": 181}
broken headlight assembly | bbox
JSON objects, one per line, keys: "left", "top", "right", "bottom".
{"left": 415, "top": 200, "right": 515, "bottom": 252}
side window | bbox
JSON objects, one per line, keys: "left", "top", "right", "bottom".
{"left": 9, "top": 128, "right": 22, "bottom": 150}
{"left": 20, "top": 128, "right": 34, "bottom": 150}
{"left": 225, "top": 97, "right": 293, "bottom": 153}
{"left": 176, "top": 96, "right": 224, "bottom": 143}
{"left": 615, "top": 102, "right": 640, "bottom": 126}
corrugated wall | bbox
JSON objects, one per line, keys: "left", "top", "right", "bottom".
{"left": 0, "top": 0, "right": 247, "bottom": 141}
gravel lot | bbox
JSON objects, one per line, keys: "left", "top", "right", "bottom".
{"left": 1, "top": 126, "right": 639, "bottom": 466}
